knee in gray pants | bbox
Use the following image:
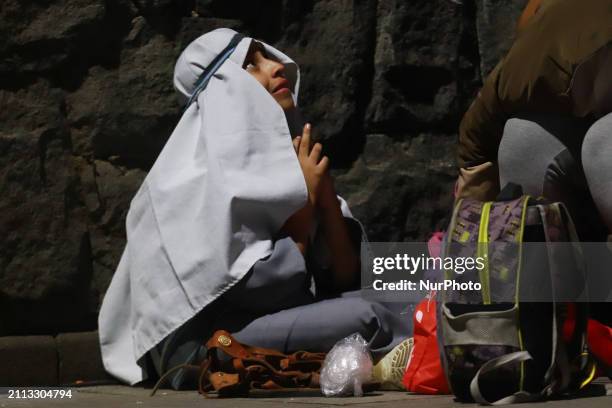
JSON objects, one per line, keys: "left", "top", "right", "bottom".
{"left": 497, "top": 115, "right": 607, "bottom": 240}
{"left": 337, "top": 298, "right": 401, "bottom": 360}
{"left": 499, "top": 116, "right": 567, "bottom": 196}
{"left": 582, "top": 112, "right": 612, "bottom": 233}
{"left": 499, "top": 118, "right": 534, "bottom": 193}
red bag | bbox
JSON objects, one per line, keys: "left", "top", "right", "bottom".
{"left": 562, "top": 304, "right": 612, "bottom": 372}
{"left": 588, "top": 319, "right": 612, "bottom": 369}
{"left": 402, "top": 232, "right": 449, "bottom": 394}
{"left": 402, "top": 293, "right": 449, "bottom": 394}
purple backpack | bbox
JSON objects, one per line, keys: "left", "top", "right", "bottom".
{"left": 438, "top": 194, "right": 595, "bottom": 404}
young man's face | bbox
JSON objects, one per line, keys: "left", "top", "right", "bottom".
{"left": 243, "top": 41, "right": 295, "bottom": 111}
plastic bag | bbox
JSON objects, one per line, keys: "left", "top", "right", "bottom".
{"left": 320, "top": 333, "right": 373, "bottom": 397}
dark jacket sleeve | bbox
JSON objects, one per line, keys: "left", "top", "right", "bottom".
{"left": 458, "top": 61, "right": 507, "bottom": 169}
{"left": 456, "top": 60, "right": 507, "bottom": 201}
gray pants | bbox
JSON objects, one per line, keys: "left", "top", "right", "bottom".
{"left": 148, "top": 292, "right": 410, "bottom": 390}
{"left": 498, "top": 112, "right": 612, "bottom": 239}
{"left": 498, "top": 113, "right": 612, "bottom": 326}
{"left": 146, "top": 235, "right": 411, "bottom": 390}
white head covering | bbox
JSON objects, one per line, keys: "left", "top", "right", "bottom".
{"left": 98, "top": 28, "right": 310, "bottom": 384}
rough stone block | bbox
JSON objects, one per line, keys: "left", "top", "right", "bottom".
{"left": 0, "top": 335, "right": 58, "bottom": 386}
{"left": 366, "top": 0, "right": 465, "bottom": 133}
{"left": 56, "top": 331, "right": 114, "bottom": 385}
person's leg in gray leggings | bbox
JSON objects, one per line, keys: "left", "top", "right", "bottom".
{"left": 498, "top": 114, "right": 611, "bottom": 326}
{"left": 582, "top": 112, "right": 612, "bottom": 234}
{"left": 498, "top": 114, "right": 606, "bottom": 241}
{"left": 582, "top": 113, "right": 612, "bottom": 326}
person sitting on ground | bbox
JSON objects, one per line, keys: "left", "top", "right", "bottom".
{"left": 97, "top": 28, "right": 411, "bottom": 390}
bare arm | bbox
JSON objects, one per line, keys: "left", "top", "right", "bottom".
{"left": 281, "top": 125, "right": 329, "bottom": 255}
{"left": 297, "top": 124, "right": 359, "bottom": 290}
{"left": 279, "top": 203, "right": 314, "bottom": 255}
{"left": 317, "top": 174, "right": 360, "bottom": 290}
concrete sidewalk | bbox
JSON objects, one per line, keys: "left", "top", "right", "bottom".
{"left": 1, "top": 380, "right": 609, "bottom": 408}
{"left": 2, "top": 331, "right": 605, "bottom": 408}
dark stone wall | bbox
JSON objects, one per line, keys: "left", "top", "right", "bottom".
{"left": 0, "top": 0, "right": 526, "bottom": 335}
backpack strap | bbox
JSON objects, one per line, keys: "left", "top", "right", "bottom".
{"left": 470, "top": 351, "right": 538, "bottom": 405}
{"left": 537, "top": 203, "right": 594, "bottom": 395}
{"left": 545, "top": 204, "right": 592, "bottom": 390}
{"left": 537, "top": 204, "right": 572, "bottom": 395}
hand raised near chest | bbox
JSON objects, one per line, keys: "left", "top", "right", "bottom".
{"left": 292, "top": 123, "right": 330, "bottom": 208}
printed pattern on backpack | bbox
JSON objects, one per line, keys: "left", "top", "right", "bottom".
{"left": 438, "top": 195, "right": 593, "bottom": 404}
{"left": 440, "top": 196, "right": 528, "bottom": 402}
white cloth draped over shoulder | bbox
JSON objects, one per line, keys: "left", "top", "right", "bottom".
{"left": 97, "top": 28, "right": 319, "bottom": 385}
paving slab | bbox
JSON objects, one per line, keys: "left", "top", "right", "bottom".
{"left": 0, "top": 381, "right": 609, "bottom": 408}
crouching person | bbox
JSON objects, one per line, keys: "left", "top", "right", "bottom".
{"left": 455, "top": 0, "right": 612, "bottom": 325}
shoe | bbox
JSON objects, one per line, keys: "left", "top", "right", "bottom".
{"left": 372, "top": 337, "right": 414, "bottom": 390}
